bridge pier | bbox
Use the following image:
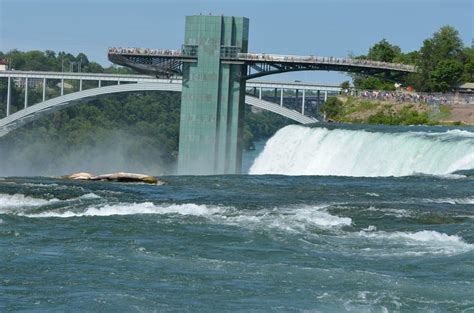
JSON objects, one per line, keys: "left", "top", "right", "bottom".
{"left": 24, "top": 78, "right": 28, "bottom": 109}
{"left": 42, "top": 78, "right": 46, "bottom": 102}
{"left": 61, "top": 78, "right": 64, "bottom": 96}
{"left": 6, "top": 77, "right": 11, "bottom": 117}
{"left": 178, "top": 15, "right": 249, "bottom": 175}
{"left": 79, "top": 79, "right": 83, "bottom": 91}
{"left": 302, "top": 89, "right": 305, "bottom": 115}
{"left": 280, "top": 88, "right": 284, "bottom": 106}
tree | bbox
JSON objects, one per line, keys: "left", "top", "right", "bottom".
{"left": 429, "top": 59, "right": 464, "bottom": 92}
{"left": 351, "top": 39, "right": 402, "bottom": 90}
{"left": 340, "top": 81, "right": 350, "bottom": 90}
{"left": 418, "top": 25, "right": 465, "bottom": 91}
{"left": 367, "top": 39, "right": 401, "bottom": 62}
{"left": 462, "top": 47, "right": 474, "bottom": 82}
{"left": 321, "top": 97, "right": 343, "bottom": 120}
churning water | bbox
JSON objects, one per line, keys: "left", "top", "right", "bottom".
{"left": 1, "top": 124, "right": 473, "bottom": 312}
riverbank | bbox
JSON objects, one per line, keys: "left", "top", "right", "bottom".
{"left": 324, "top": 96, "right": 474, "bottom": 126}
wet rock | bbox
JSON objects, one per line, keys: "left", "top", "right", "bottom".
{"left": 59, "top": 172, "right": 163, "bottom": 185}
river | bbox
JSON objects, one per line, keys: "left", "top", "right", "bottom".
{"left": 1, "top": 124, "right": 473, "bottom": 312}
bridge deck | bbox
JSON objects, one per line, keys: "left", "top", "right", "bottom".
{"left": 107, "top": 47, "right": 417, "bottom": 76}
{"left": 0, "top": 71, "right": 341, "bottom": 91}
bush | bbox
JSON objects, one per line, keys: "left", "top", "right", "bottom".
{"left": 321, "top": 97, "right": 343, "bottom": 119}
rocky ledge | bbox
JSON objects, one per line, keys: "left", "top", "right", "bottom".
{"left": 58, "top": 172, "right": 164, "bottom": 185}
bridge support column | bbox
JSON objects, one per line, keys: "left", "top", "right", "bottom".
{"left": 79, "top": 79, "right": 83, "bottom": 91}
{"left": 280, "top": 88, "right": 284, "bottom": 106}
{"left": 42, "top": 78, "right": 46, "bottom": 102}
{"left": 324, "top": 90, "right": 328, "bottom": 102}
{"left": 178, "top": 15, "right": 249, "bottom": 175}
{"left": 61, "top": 78, "right": 64, "bottom": 96}
{"left": 316, "top": 90, "right": 321, "bottom": 113}
{"left": 258, "top": 87, "right": 262, "bottom": 99}
{"left": 98, "top": 80, "right": 102, "bottom": 88}
{"left": 6, "top": 77, "right": 11, "bottom": 117}
{"left": 24, "top": 78, "right": 28, "bottom": 109}
{"left": 302, "top": 89, "right": 305, "bottom": 115}
{"left": 296, "top": 89, "right": 299, "bottom": 111}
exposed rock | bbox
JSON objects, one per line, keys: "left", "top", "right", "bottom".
{"left": 59, "top": 172, "right": 94, "bottom": 180}
{"left": 59, "top": 172, "right": 163, "bottom": 185}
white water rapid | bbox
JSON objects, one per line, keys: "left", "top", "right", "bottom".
{"left": 249, "top": 125, "right": 474, "bottom": 177}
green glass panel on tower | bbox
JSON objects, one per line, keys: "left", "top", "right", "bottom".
{"left": 178, "top": 15, "right": 249, "bottom": 175}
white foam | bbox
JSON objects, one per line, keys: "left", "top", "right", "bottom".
{"left": 358, "top": 230, "right": 474, "bottom": 256}
{"left": 21, "top": 202, "right": 351, "bottom": 233}
{"left": 23, "top": 202, "right": 223, "bottom": 218}
{"left": 365, "top": 206, "right": 411, "bottom": 218}
{"left": 423, "top": 197, "right": 474, "bottom": 205}
{"left": 222, "top": 205, "right": 352, "bottom": 232}
{"left": 78, "top": 193, "right": 101, "bottom": 200}
{"left": 250, "top": 125, "right": 474, "bottom": 177}
{"left": 0, "top": 193, "right": 59, "bottom": 209}
{"left": 21, "top": 183, "right": 59, "bottom": 188}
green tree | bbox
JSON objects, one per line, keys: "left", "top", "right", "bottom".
{"left": 367, "top": 39, "right": 401, "bottom": 62}
{"left": 462, "top": 47, "right": 474, "bottom": 82}
{"left": 429, "top": 59, "right": 464, "bottom": 91}
{"left": 352, "top": 39, "right": 402, "bottom": 90}
{"left": 321, "top": 97, "right": 343, "bottom": 119}
{"left": 418, "top": 25, "right": 465, "bottom": 91}
{"left": 340, "top": 81, "right": 350, "bottom": 90}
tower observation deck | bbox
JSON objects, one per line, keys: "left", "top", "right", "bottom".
{"left": 108, "top": 15, "right": 416, "bottom": 175}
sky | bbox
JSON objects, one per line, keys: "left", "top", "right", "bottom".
{"left": 1, "top": 0, "right": 472, "bottom": 83}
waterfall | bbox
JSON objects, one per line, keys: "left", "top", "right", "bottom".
{"left": 250, "top": 125, "right": 474, "bottom": 177}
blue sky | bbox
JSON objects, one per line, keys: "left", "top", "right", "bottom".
{"left": 1, "top": 0, "right": 472, "bottom": 83}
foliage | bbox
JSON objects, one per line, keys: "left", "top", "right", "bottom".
{"left": 351, "top": 25, "right": 471, "bottom": 92}
{"left": 320, "top": 97, "right": 343, "bottom": 119}
{"left": 429, "top": 59, "right": 464, "bottom": 92}
{"left": 0, "top": 49, "right": 135, "bottom": 74}
{"left": 367, "top": 39, "right": 402, "bottom": 62}
{"left": 461, "top": 47, "right": 474, "bottom": 82}
{"left": 367, "top": 107, "right": 430, "bottom": 125}
{"left": 352, "top": 39, "right": 403, "bottom": 91}
{"left": 340, "top": 81, "right": 350, "bottom": 90}
{"left": 417, "top": 26, "right": 465, "bottom": 91}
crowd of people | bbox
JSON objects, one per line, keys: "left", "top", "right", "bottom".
{"left": 238, "top": 53, "right": 415, "bottom": 71}
{"left": 342, "top": 89, "right": 474, "bottom": 105}
{"left": 108, "top": 47, "right": 183, "bottom": 57}
{"left": 107, "top": 47, "right": 414, "bottom": 71}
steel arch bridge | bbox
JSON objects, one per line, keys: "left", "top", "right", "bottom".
{"left": 0, "top": 80, "right": 318, "bottom": 137}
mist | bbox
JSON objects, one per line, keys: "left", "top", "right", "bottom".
{"left": 0, "top": 129, "right": 176, "bottom": 177}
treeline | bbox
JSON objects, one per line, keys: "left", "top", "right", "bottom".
{"left": 0, "top": 49, "right": 132, "bottom": 74}
{"left": 0, "top": 50, "right": 291, "bottom": 175}
{"left": 350, "top": 26, "right": 473, "bottom": 92}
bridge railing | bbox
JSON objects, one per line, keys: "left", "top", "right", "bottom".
{"left": 236, "top": 53, "right": 417, "bottom": 72}
{"left": 108, "top": 47, "right": 185, "bottom": 57}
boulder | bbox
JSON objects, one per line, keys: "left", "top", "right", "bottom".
{"left": 59, "top": 172, "right": 163, "bottom": 185}
{"left": 60, "top": 172, "right": 94, "bottom": 180}
{"left": 91, "top": 172, "right": 161, "bottom": 184}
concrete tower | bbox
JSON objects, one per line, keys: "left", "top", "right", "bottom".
{"left": 178, "top": 15, "right": 249, "bottom": 175}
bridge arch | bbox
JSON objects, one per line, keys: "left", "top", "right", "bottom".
{"left": 0, "top": 82, "right": 317, "bottom": 136}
